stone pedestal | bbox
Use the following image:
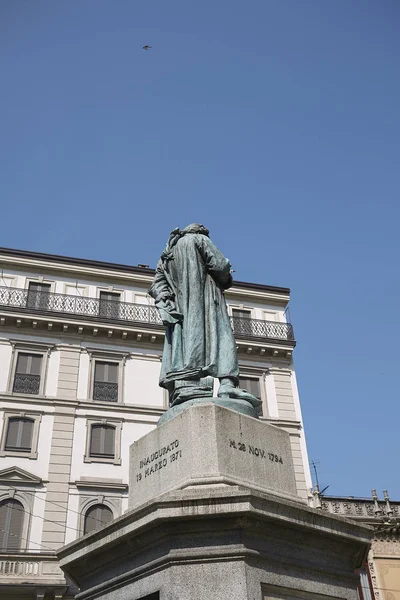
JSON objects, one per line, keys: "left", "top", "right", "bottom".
{"left": 58, "top": 404, "right": 372, "bottom": 600}
{"left": 129, "top": 403, "right": 298, "bottom": 509}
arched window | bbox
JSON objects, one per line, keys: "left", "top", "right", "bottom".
{"left": 5, "top": 418, "right": 34, "bottom": 452}
{"left": 0, "top": 499, "right": 24, "bottom": 550}
{"left": 84, "top": 504, "right": 113, "bottom": 535}
{"left": 89, "top": 424, "right": 115, "bottom": 459}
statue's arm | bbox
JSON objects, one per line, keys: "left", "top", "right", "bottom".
{"left": 149, "top": 261, "right": 183, "bottom": 325}
{"left": 149, "top": 261, "right": 172, "bottom": 303}
{"left": 197, "top": 236, "right": 233, "bottom": 290}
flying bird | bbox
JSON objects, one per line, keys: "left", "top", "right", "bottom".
{"left": 143, "top": 45, "right": 152, "bottom": 50}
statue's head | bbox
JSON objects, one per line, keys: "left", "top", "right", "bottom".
{"left": 182, "top": 223, "right": 209, "bottom": 236}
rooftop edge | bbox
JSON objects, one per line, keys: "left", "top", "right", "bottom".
{"left": 0, "top": 247, "right": 291, "bottom": 296}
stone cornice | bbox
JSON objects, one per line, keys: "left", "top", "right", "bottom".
{"left": 0, "top": 393, "right": 164, "bottom": 419}
{"left": 73, "top": 479, "right": 128, "bottom": 491}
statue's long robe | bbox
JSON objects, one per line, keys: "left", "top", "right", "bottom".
{"left": 149, "top": 233, "right": 239, "bottom": 390}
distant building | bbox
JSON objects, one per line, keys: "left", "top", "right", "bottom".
{"left": 313, "top": 490, "right": 400, "bottom": 600}
{"left": 0, "top": 247, "right": 312, "bottom": 599}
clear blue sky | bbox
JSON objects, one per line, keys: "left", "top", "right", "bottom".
{"left": 1, "top": 1, "right": 399, "bottom": 499}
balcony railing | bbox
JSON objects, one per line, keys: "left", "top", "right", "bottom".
{"left": 12, "top": 373, "right": 41, "bottom": 395}
{"left": 0, "top": 286, "right": 294, "bottom": 342}
{"left": 231, "top": 316, "right": 294, "bottom": 341}
{"left": 93, "top": 381, "right": 118, "bottom": 402}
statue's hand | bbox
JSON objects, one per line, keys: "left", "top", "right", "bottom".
{"left": 156, "top": 299, "right": 183, "bottom": 325}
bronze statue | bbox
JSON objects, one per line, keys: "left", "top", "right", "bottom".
{"left": 150, "top": 224, "right": 261, "bottom": 422}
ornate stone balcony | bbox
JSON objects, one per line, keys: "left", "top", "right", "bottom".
{"left": 0, "top": 286, "right": 295, "bottom": 344}
{"left": 0, "top": 551, "right": 67, "bottom": 595}
{"left": 319, "top": 496, "right": 400, "bottom": 523}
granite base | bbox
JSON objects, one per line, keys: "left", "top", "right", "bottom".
{"left": 58, "top": 485, "right": 372, "bottom": 600}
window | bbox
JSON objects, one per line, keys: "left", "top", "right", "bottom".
{"left": 0, "top": 411, "right": 41, "bottom": 458}
{"left": 83, "top": 504, "right": 113, "bottom": 535}
{"left": 90, "top": 424, "right": 116, "bottom": 459}
{"left": 12, "top": 353, "right": 42, "bottom": 395}
{"left": 238, "top": 376, "right": 261, "bottom": 400}
{"left": 99, "top": 291, "right": 121, "bottom": 320}
{"left": 27, "top": 282, "right": 51, "bottom": 311}
{"left": 93, "top": 361, "right": 119, "bottom": 402}
{"left": 5, "top": 418, "right": 34, "bottom": 453}
{"left": 0, "top": 499, "right": 24, "bottom": 551}
{"left": 232, "top": 308, "right": 252, "bottom": 320}
{"left": 84, "top": 419, "right": 122, "bottom": 464}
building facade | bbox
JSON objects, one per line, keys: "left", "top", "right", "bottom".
{"left": 313, "top": 491, "right": 400, "bottom": 600}
{"left": 0, "top": 247, "right": 312, "bottom": 599}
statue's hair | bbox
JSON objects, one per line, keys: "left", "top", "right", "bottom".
{"left": 182, "top": 223, "right": 209, "bottom": 236}
{"left": 160, "top": 224, "right": 209, "bottom": 269}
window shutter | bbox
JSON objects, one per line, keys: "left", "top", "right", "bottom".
{"left": 5, "top": 419, "right": 19, "bottom": 450}
{"left": 16, "top": 353, "right": 42, "bottom": 375}
{"left": 84, "top": 504, "right": 113, "bottom": 534}
{"left": 95, "top": 362, "right": 118, "bottom": 383}
{"left": 90, "top": 425, "right": 102, "bottom": 456}
{"left": 249, "top": 378, "right": 260, "bottom": 399}
{"left": 104, "top": 363, "right": 118, "bottom": 383}
{"left": 103, "top": 426, "right": 115, "bottom": 457}
{"left": 100, "top": 292, "right": 121, "bottom": 302}
{"left": 16, "top": 353, "right": 29, "bottom": 374}
{"left": 0, "top": 500, "right": 24, "bottom": 550}
{"left": 232, "top": 309, "right": 251, "bottom": 319}
{"left": 29, "top": 355, "right": 42, "bottom": 375}
{"left": 94, "top": 362, "right": 106, "bottom": 382}
{"left": 28, "top": 282, "right": 50, "bottom": 293}
{"left": 89, "top": 424, "right": 115, "bottom": 458}
{"left": 239, "top": 377, "right": 260, "bottom": 399}
{"left": 19, "top": 419, "right": 34, "bottom": 451}
{"left": 5, "top": 418, "right": 34, "bottom": 452}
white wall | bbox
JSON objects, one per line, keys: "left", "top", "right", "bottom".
{"left": 45, "top": 349, "right": 60, "bottom": 397}
{"left": 264, "top": 371, "right": 279, "bottom": 417}
{"left": 124, "top": 357, "right": 163, "bottom": 407}
{"left": 64, "top": 492, "right": 80, "bottom": 545}
{"left": 30, "top": 489, "right": 46, "bottom": 551}
{"left": 77, "top": 351, "right": 90, "bottom": 400}
{"left": 0, "top": 342, "right": 12, "bottom": 392}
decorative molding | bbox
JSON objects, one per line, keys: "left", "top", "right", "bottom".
{"left": 0, "top": 466, "right": 43, "bottom": 486}
{"left": 373, "top": 540, "right": 400, "bottom": 556}
{"left": 74, "top": 479, "right": 128, "bottom": 491}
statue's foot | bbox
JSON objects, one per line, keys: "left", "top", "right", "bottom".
{"left": 171, "top": 377, "right": 214, "bottom": 406}
{"left": 171, "top": 387, "right": 213, "bottom": 406}
{"left": 217, "top": 385, "right": 262, "bottom": 409}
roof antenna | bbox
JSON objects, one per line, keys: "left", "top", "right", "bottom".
{"left": 311, "top": 460, "right": 320, "bottom": 488}
{"left": 0, "top": 269, "right": 10, "bottom": 287}
{"left": 75, "top": 279, "right": 83, "bottom": 296}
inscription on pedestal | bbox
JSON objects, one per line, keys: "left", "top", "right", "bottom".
{"left": 136, "top": 439, "right": 182, "bottom": 482}
{"left": 229, "top": 439, "right": 284, "bottom": 464}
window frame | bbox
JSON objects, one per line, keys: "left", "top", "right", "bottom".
{"left": 7, "top": 342, "right": 53, "bottom": 397}
{"left": 84, "top": 419, "right": 122, "bottom": 465}
{"left": 0, "top": 411, "right": 42, "bottom": 459}
{"left": 87, "top": 350, "right": 127, "bottom": 404}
